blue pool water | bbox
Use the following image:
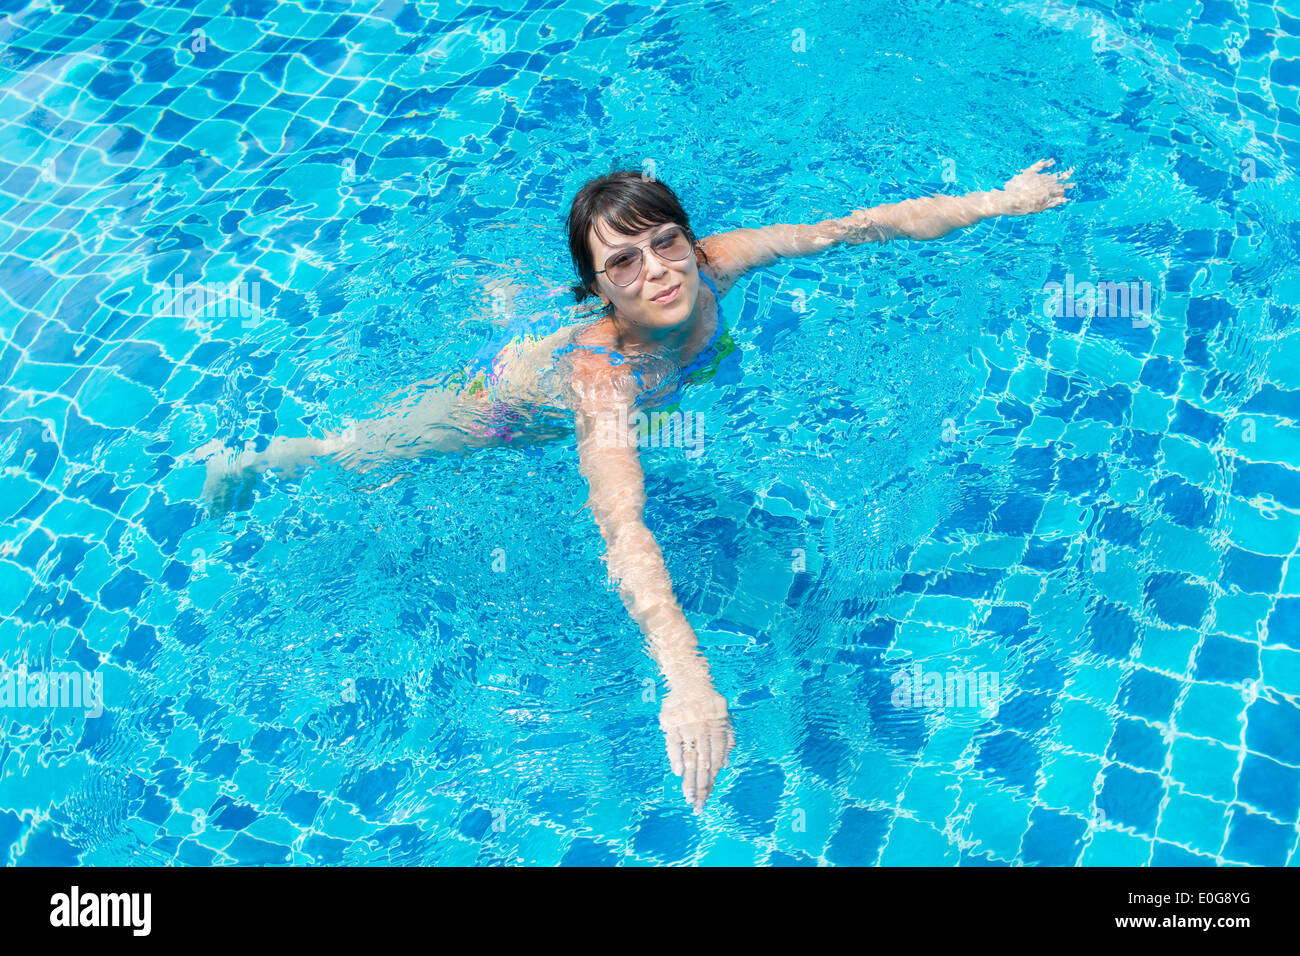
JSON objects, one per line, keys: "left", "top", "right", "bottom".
{"left": 1, "top": 0, "right": 1299, "bottom": 866}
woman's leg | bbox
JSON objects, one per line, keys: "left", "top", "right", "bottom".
{"left": 201, "top": 385, "right": 482, "bottom": 514}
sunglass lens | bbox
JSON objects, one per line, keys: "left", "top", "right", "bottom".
{"left": 653, "top": 228, "right": 690, "bottom": 259}
{"left": 607, "top": 251, "right": 640, "bottom": 285}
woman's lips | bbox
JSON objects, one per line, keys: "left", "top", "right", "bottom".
{"left": 652, "top": 284, "right": 681, "bottom": 304}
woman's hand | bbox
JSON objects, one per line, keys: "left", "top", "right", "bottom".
{"left": 659, "top": 682, "right": 735, "bottom": 813}
{"left": 996, "top": 158, "right": 1075, "bottom": 215}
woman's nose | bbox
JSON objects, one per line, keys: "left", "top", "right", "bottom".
{"left": 642, "top": 249, "right": 669, "bottom": 279}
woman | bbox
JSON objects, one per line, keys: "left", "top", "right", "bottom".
{"left": 201, "top": 159, "right": 1075, "bottom": 811}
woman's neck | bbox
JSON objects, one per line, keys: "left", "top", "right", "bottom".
{"left": 609, "top": 288, "right": 704, "bottom": 358}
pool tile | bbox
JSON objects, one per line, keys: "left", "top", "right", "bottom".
{"left": 1097, "top": 764, "right": 1167, "bottom": 837}
{"left": 1169, "top": 736, "right": 1240, "bottom": 802}
{"left": 1222, "top": 805, "right": 1295, "bottom": 866}
{"left": 1082, "top": 826, "right": 1152, "bottom": 865}
{"left": 879, "top": 816, "right": 959, "bottom": 865}
{"left": 1175, "top": 680, "right": 1247, "bottom": 744}
{"left": 1156, "top": 786, "right": 1229, "bottom": 857}
{"left": 1236, "top": 751, "right": 1300, "bottom": 825}
{"left": 1021, "top": 805, "right": 1088, "bottom": 865}
{"left": 959, "top": 777, "right": 1033, "bottom": 862}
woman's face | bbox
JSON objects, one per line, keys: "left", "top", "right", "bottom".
{"left": 587, "top": 220, "right": 699, "bottom": 331}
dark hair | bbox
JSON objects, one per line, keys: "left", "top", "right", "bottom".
{"left": 565, "top": 170, "right": 711, "bottom": 312}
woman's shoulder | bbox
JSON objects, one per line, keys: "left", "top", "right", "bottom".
{"left": 696, "top": 237, "right": 744, "bottom": 298}
{"left": 561, "top": 351, "right": 644, "bottom": 412}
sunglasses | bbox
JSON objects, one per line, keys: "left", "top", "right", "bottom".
{"left": 594, "top": 225, "right": 694, "bottom": 287}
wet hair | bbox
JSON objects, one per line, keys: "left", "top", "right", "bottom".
{"left": 565, "top": 170, "right": 711, "bottom": 312}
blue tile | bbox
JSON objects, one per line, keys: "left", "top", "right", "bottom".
{"left": 1120, "top": 429, "right": 1161, "bottom": 467}
{"left": 801, "top": 724, "right": 850, "bottom": 785}
{"left": 1194, "top": 634, "right": 1260, "bottom": 684}
{"left": 827, "top": 806, "right": 890, "bottom": 866}
{"left": 1151, "top": 841, "right": 1215, "bottom": 866}
{"left": 98, "top": 567, "right": 151, "bottom": 612}
{"left": 1245, "top": 696, "right": 1300, "bottom": 765}
{"left": 1023, "top": 536, "right": 1072, "bottom": 571}
{"left": 1223, "top": 806, "right": 1293, "bottom": 866}
{"left": 1170, "top": 400, "right": 1224, "bottom": 445}
{"left": 1107, "top": 718, "right": 1169, "bottom": 772}
{"left": 633, "top": 808, "right": 701, "bottom": 863}
{"left": 767, "top": 849, "right": 817, "bottom": 867}
{"left": 1140, "top": 356, "right": 1181, "bottom": 395}
{"left": 1266, "top": 597, "right": 1300, "bottom": 650}
{"left": 1089, "top": 600, "right": 1141, "bottom": 660}
{"left": 15, "top": 823, "right": 80, "bottom": 866}
{"left": 176, "top": 839, "right": 218, "bottom": 866}
{"left": 960, "top": 849, "right": 1011, "bottom": 866}
{"left": 1021, "top": 806, "right": 1087, "bottom": 865}
{"left": 0, "top": 810, "right": 23, "bottom": 864}
{"left": 1242, "top": 383, "right": 1300, "bottom": 419}
{"left": 722, "top": 760, "right": 784, "bottom": 838}
{"left": 1119, "top": 668, "right": 1181, "bottom": 723}
{"left": 991, "top": 494, "right": 1044, "bottom": 536}
{"left": 1233, "top": 461, "right": 1300, "bottom": 510}
{"left": 1079, "top": 384, "right": 1131, "bottom": 426}
{"left": 982, "top": 604, "right": 1033, "bottom": 637}
{"left": 280, "top": 789, "right": 323, "bottom": 828}
{"left": 1151, "top": 476, "right": 1216, "bottom": 530}
{"left": 975, "top": 730, "right": 1042, "bottom": 795}
{"left": 1097, "top": 506, "right": 1143, "bottom": 546}
{"left": 1011, "top": 444, "right": 1057, "bottom": 492}
{"left": 1055, "top": 455, "right": 1109, "bottom": 499}
{"left": 209, "top": 795, "right": 259, "bottom": 831}
{"left": 1237, "top": 753, "right": 1300, "bottom": 824}
{"left": 995, "top": 691, "right": 1055, "bottom": 735}
{"left": 560, "top": 837, "right": 620, "bottom": 867}
{"left": 1220, "top": 547, "right": 1284, "bottom": 594}
{"left": 929, "top": 568, "right": 1002, "bottom": 599}
{"left": 227, "top": 833, "right": 290, "bottom": 865}
{"left": 1144, "top": 572, "right": 1211, "bottom": 629}
{"left": 1098, "top": 765, "right": 1166, "bottom": 836}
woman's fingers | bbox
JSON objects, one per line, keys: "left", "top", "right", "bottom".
{"left": 697, "top": 735, "right": 716, "bottom": 810}
{"left": 708, "top": 723, "right": 728, "bottom": 776}
{"left": 664, "top": 727, "right": 684, "bottom": 777}
{"left": 680, "top": 738, "right": 698, "bottom": 803}
{"left": 661, "top": 709, "right": 735, "bottom": 810}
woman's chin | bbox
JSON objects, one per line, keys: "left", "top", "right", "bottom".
{"left": 644, "top": 297, "right": 693, "bottom": 325}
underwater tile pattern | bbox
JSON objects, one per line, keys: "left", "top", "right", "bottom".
{"left": 1, "top": 0, "right": 1299, "bottom": 865}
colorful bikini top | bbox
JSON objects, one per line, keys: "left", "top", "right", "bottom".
{"left": 552, "top": 271, "right": 736, "bottom": 408}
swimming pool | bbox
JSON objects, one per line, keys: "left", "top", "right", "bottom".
{"left": 1, "top": 0, "right": 1297, "bottom": 866}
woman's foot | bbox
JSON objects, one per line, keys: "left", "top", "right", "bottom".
{"left": 200, "top": 445, "right": 264, "bottom": 516}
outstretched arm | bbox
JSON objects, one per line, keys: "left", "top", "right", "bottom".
{"left": 569, "top": 363, "right": 734, "bottom": 812}
{"left": 700, "top": 158, "right": 1076, "bottom": 289}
